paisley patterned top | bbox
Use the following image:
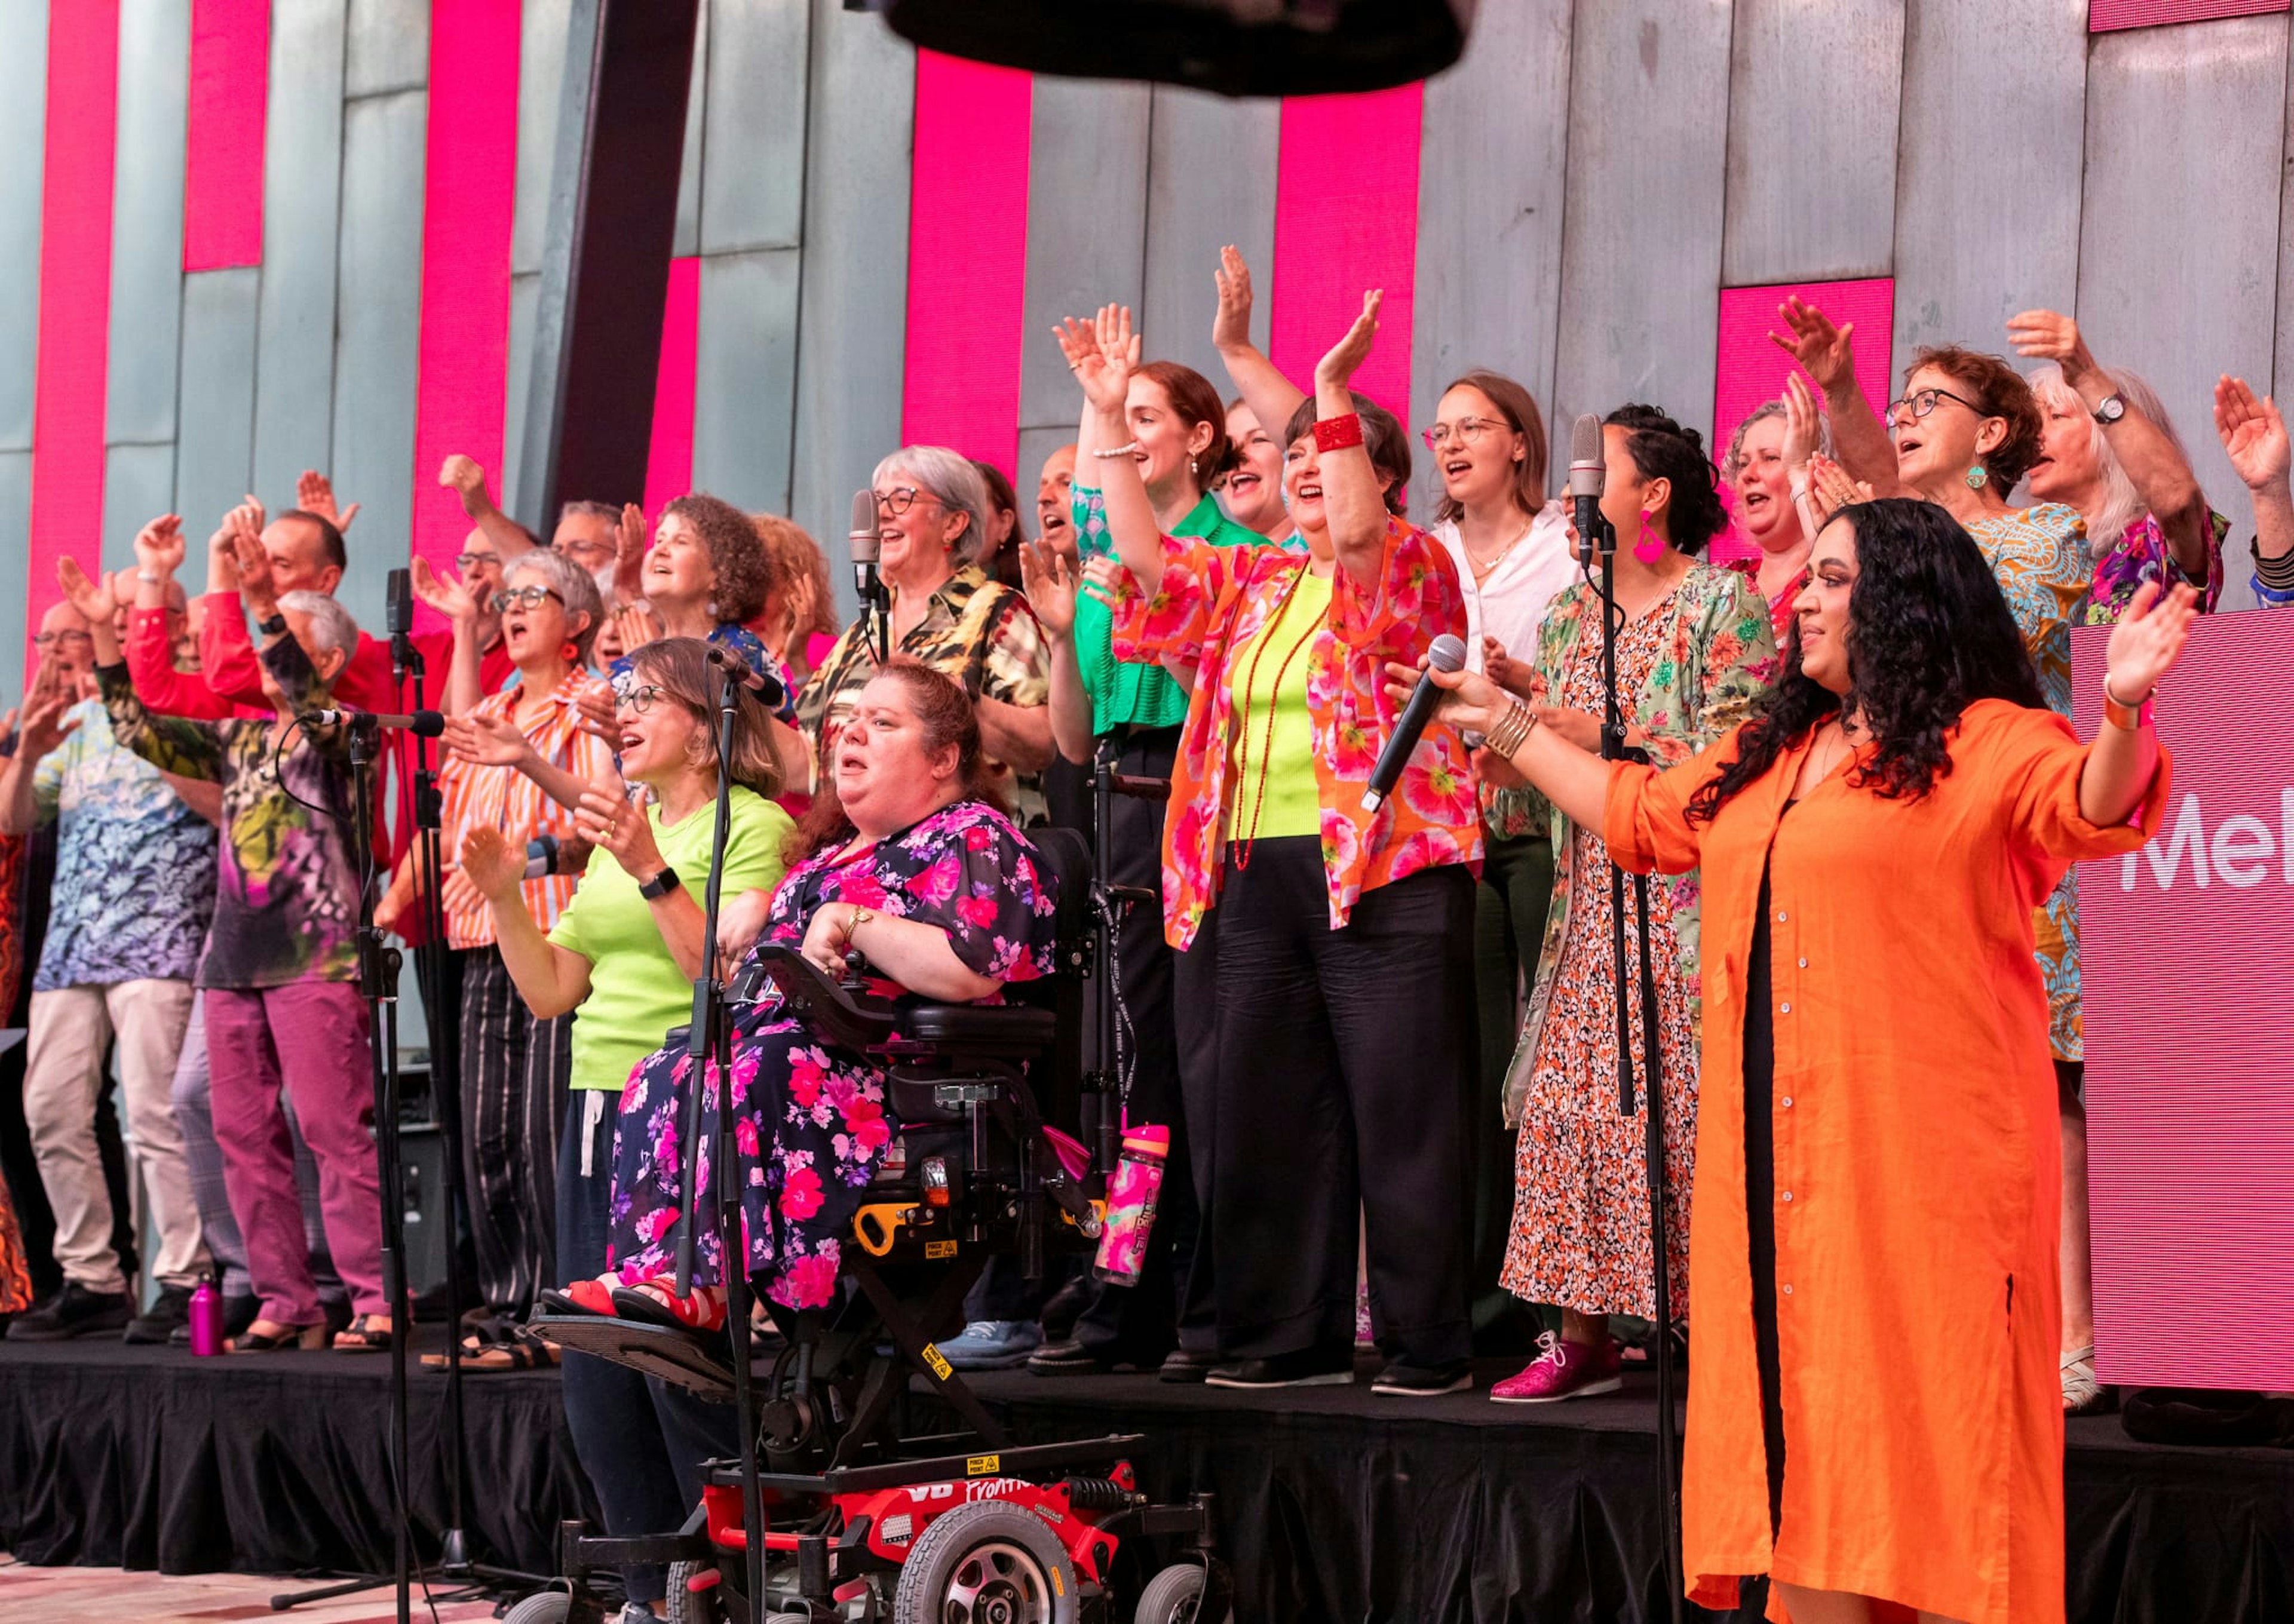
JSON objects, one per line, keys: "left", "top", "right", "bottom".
{"left": 2083, "top": 509, "right": 2227, "bottom": 625}
{"left": 1495, "top": 565, "right": 1778, "bottom": 1120}
{"left": 1108, "top": 516, "right": 1482, "bottom": 950}
{"left": 100, "top": 636, "right": 363, "bottom": 988}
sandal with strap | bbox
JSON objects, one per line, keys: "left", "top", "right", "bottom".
{"left": 536, "top": 1279, "right": 621, "bottom": 1318}
{"left": 2062, "top": 1344, "right": 2114, "bottom": 1415}
{"left": 333, "top": 1313, "right": 395, "bottom": 1353}
{"left": 611, "top": 1281, "right": 729, "bottom": 1334}
{"left": 428, "top": 1326, "right": 560, "bottom": 1371}
{"left": 228, "top": 1319, "right": 328, "bottom": 1354}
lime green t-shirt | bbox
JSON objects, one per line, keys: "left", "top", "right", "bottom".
{"left": 548, "top": 786, "right": 793, "bottom": 1092}
{"left": 1222, "top": 569, "right": 1328, "bottom": 845}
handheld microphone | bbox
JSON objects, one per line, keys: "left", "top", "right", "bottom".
{"left": 706, "top": 643, "right": 787, "bottom": 710}
{"left": 299, "top": 707, "right": 446, "bottom": 738}
{"left": 1361, "top": 633, "right": 1467, "bottom": 813}
{"left": 1569, "top": 414, "right": 1607, "bottom": 567}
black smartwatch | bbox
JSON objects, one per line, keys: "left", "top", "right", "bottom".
{"left": 256, "top": 612, "right": 289, "bottom": 637}
{"left": 637, "top": 865, "right": 682, "bottom": 901}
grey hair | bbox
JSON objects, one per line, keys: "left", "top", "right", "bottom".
{"left": 872, "top": 444, "right": 993, "bottom": 569}
{"left": 1722, "top": 398, "right": 1833, "bottom": 483}
{"left": 507, "top": 547, "right": 606, "bottom": 665}
{"left": 558, "top": 498, "right": 621, "bottom": 525}
{"left": 277, "top": 590, "right": 357, "bottom": 660}
{"left": 2026, "top": 363, "right": 2187, "bottom": 554}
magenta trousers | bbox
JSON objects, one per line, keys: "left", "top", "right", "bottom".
{"left": 202, "top": 981, "right": 385, "bottom": 1321}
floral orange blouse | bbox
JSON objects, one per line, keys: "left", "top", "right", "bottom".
{"left": 1109, "top": 516, "right": 1481, "bottom": 949}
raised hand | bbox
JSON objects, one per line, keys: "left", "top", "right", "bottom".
{"left": 438, "top": 454, "right": 493, "bottom": 520}
{"left": 1768, "top": 295, "right": 1856, "bottom": 395}
{"left": 2004, "top": 309, "right": 2097, "bottom": 383}
{"left": 574, "top": 773, "right": 660, "bottom": 877}
{"left": 410, "top": 554, "right": 479, "bottom": 622}
{"left": 1076, "top": 555, "right": 1128, "bottom": 613}
{"left": 1212, "top": 244, "right": 1256, "bottom": 355}
{"left": 232, "top": 529, "right": 279, "bottom": 617}
{"left": 1056, "top": 305, "right": 1136, "bottom": 417}
{"left": 1781, "top": 372, "right": 1823, "bottom": 469}
{"left": 610, "top": 603, "right": 659, "bottom": 657}
{"left": 2103, "top": 580, "right": 2200, "bottom": 701}
{"left": 55, "top": 557, "right": 119, "bottom": 626}
{"left": 14, "top": 658, "right": 83, "bottom": 758}
{"left": 296, "top": 469, "right": 360, "bottom": 532}
{"left": 1313, "top": 288, "right": 1382, "bottom": 391}
{"left": 573, "top": 677, "right": 618, "bottom": 742}
{"left": 614, "top": 502, "right": 648, "bottom": 598}
{"left": 444, "top": 712, "right": 533, "bottom": 769}
{"left": 1017, "top": 541, "right": 1078, "bottom": 638}
{"left": 459, "top": 826, "right": 527, "bottom": 903}
{"left": 2213, "top": 374, "right": 2289, "bottom": 492}
{"left": 135, "top": 514, "right": 188, "bottom": 578}
{"left": 1804, "top": 453, "right": 1872, "bottom": 527}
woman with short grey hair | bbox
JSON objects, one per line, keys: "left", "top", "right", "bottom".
{"left": 795, "top": 444, "right": 1051, "bottom": 785}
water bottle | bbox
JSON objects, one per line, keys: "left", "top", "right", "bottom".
{"left": 1091, "top": 1125, "right": 1169, "bottom": 1285}
{"left": 187, "top": 1275, "right": 223, "bottom": 1356}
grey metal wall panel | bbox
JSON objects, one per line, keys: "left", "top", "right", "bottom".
{"left": 1410, "top": 0, "right": 1571, "bottom": 511}
{"left": 692, "top": 247, "right": 801, "bottom": 515}
{"left": 330, "top": 88, "right": 429, "bottom": 626}
{"left": 699, "top": 0, "right": 808, "bottom": 254}
{"left": 788, "top": 0, "right": 913, "bottom": 619}
{"left": 1139, "top": 87, "right": 1279, "bottom": 395}
{"left": 0, "top": 0, "right": 50, "bottom": 452}
{"left": 1552, "top": 0, "right": 1734, "bottom": 440}
{"left": 345, "top": 0, "right": 428, "bottom": 97}
{"left": 103, "top": 443, "right": 179, "bottom": 575}
{"left": 252, "top": 0, "right": 348, "bottom": 506}
{"left": 513, "top": 0, "right": 572, "bottom": 277}
{"left": 1891, "top": 0, "right": 2086, "bottom": 379}
{"left": 1720, "top": 0, "right": 1901, "bottom": 286}
{"left": 1019, "top": 78, "right": 1150, "bottom": 440}
{"left": 175, "top": 268, "right": 261, "bottom": 544}
{"left": 105, "top": 0, "right": 191, "bottom": 446}
{"left": 2083, "top": 16, "right": 2287, "bottom": 616}
{"left": 0, "top": 453, "right": 29, "bottom": 667}
{"left": 674, "top": 0, "right": 709, "bottom": 257}
{"left": 501, "top": 271, "right": 541, "bottom": 524}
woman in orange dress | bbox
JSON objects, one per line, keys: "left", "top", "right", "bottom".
{"left": 1398, "top": 496, "right": 2196, "bottom": 1624}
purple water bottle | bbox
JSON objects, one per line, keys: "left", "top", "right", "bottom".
{"left": 1092, "top": 1125, "right": 1169, "bottom": 1285}
{"left": 187, "top": 1275, "right": 223, "bottom": 1356}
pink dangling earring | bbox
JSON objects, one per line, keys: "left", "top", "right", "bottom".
{"left": 1634, "top": 509, "right": 1666, "bottom": 564}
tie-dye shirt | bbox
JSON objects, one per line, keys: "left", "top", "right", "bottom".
{"left": 100, "top": 635, "right": 364, "bottom": 989}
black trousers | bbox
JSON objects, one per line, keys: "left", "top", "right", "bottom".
{"left": 1469, "top": 831, "right": 1554, "bottom": 1353}
{"left": 459, "top": 947, "right": 570, "bottom": 1318}
{"left": 1196, "top": 836, "right": 1474, "bottom": 1368}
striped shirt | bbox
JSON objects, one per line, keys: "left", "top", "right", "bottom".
{"left": 437, "top": 671, "right": 614, "bottom": 949}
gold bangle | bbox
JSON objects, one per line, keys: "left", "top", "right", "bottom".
{"left": 840, "top": 905, "right": 877, "bottom": 950}
{"left": 2101, "top": 672, "right": 2154, "bottom": 732}
{"left": 1485, "top": 700, "right": 1536, "bottom": 757}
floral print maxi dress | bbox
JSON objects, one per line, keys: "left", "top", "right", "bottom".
{"left": 605, "top": 800, "right": 1060, "bottom": 1309}
{"left": 1498, "top": 566, "right": 1777, "bottom": 1321}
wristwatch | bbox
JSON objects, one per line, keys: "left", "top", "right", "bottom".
{"left": 638, "top": 865, "right": 681, "bottom": 901}
{"left": 256, "top": 612, "right": 289, "bottom": 637}
{"left": 2091, "top": 392, "right": 2127, "bottom": 426}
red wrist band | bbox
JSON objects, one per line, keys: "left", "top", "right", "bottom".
{"left": 1312, "top": 413, "right": 1364, "bottom": 453}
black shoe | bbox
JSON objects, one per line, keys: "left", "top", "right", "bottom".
{"left": 1158, "top": 1346, "right": 1218, "bottom": 1384}
{"left": 1369, "top": 1358, "right": 1472, "bottom": 1396}
{"left": 1203, "top": 1347, "right": 1354, "bottom": 1390}
{"left": 124, "top": 1285, "right": 194, "bottom": 1345}
{"left": 1026, "top": 1337, "right": 1110, "bottom": 1376}
{"left": 1038, "top": 1275, "right": 1095, "bottom": 1343}
{"left": 6, "top": 1282, "right": 131, "bottom": 1342}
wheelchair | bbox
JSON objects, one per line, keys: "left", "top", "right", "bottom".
{"left": 510, "top": 818, "right": 1229, "bottom": 1624}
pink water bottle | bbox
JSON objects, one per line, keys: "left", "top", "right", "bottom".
{"left": 1092, "top": 1125, "right": 1169, "bottom": 1285}
{"left": 187, "top": 1275, "right": 223, "bottom": 1356}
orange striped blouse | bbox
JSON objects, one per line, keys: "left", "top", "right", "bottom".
{"left": 437, "top": 672, "right": 612, "bottom": 950}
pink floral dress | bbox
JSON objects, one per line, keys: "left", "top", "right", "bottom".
{"left": 605, "top": 800, "right": 1060, "bottom": 1308}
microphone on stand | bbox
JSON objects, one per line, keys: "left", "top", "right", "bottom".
{"left": 849, "top": 487, "right": 890, "bottom": 664}
{"left": 385, "top": 567, "right": 415, "bottom": 683}
{"left": 705, "top": 643, "right": 787, "bottom": 711}
{"left": 300, "top": 708, "right": 447, "bottom": 738}
{"left": 1569, "top": 413, "right": 1608, "bottom": 569}
{"left": 1361, "top": 633, "right": 1468, "bottom": 813}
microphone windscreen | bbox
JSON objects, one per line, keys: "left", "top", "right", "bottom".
{"left": 1568, "top": 413, "right": 1605, "bottom": 496}
{"left": 1428, "top": 633, "right": 1467, "bottom": 673}
{"left": 849, "top": 489, "right": 881, "bottom": 563}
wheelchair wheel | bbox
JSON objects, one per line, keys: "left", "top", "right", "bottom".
{"left": 892, "top": 1500, "right": 1081, "bottom": 1623}
{"left": 666, "top": 1558, "right": 719, "bottom": 1624}
{"left": 499, "top": 1592, "right": 571, "bottom": 1624}
{"left": 1133, "top": 1561, "right": 1219, "bottom": 1624}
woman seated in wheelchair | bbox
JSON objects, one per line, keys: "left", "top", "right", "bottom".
{"left": 556, "top": 659, "right": 1060, "bottom": 1331}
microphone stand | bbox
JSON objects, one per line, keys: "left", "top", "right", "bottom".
{"left": 672, "top": 662, "right": 767, "bottom": 1619}
{"left": 1588, "top": 512, "right": 1686, "bottom": 1624}
{"left": 855, "top": 555, "right": 890, "bottom": 667}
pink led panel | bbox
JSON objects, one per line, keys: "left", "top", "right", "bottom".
{"left": 2090, "top": 0, "right": 2285, "bottom": 33}
{"left": 1710, "top": 277, "right": 1894, "bottom": 566}
{"left": 2074, "top": 613, "right": 2294, "bottom": 1391}
{"left": 182, "top": 0, "right": 269, "bottom": 271}
{"left": 642, "top": 256, "right": 700, "bottom": 517}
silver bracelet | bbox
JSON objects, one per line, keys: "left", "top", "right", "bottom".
{"left": 1090, "top": 442, "right": 1142, "bottom": 459}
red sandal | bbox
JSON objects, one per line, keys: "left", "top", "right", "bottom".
{"left": 610, "top": 1281, "right": 728, "bottom": 1333}
{"left": 536, "top": 1278, "right": 621, "bottom": 1318}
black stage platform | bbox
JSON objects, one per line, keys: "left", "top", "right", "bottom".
{"left": 2, "top": 1339, "right": 2289, "bottom": 1622}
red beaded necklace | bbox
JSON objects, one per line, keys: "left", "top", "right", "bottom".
{"left": 1226, "top": 566, "right": 1327, "bottom": 871}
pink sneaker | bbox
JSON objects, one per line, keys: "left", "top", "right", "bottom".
{"left": 1489, "top": 1331, "right": 1624, "bottom": 1404}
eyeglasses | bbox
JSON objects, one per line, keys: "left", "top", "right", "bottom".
{"left": 31, "top": 630, "right": 93, "bottom": 649}
{"left": 873, "top": 487, "right": 948, "bottom": 517}
{"left": 554, "top": 538, "right": 612, "bottom": 564}
{"left": 454, "top": 551, "right": 502, "bottom": 573}
{"left": 490, "top": 585, "right": 565, "bottom": 612}
{"left": 617, "top": 683, "right": 669, "bottom": 715}
{"left": 1421, "top": 416, "right": 1510, "bottom": 452}
{"left": 1884, "top": 387, "right": 1983, "bottom": 435}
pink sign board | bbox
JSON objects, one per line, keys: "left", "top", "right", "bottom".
{"left": 2074, "top": 610, "right": 2294, "bottom": 1390}
{"left": 2090, "top": 0, "right": 2285, "bottom": 32}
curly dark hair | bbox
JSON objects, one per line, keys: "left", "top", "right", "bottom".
{"left": 1685, "top": 498, "right": 2042, "bottom": 823}
{"left": 662, "top": 492, "right": 776, "bottom": 625}
{"left": 1907, "top": 345, "right": 2045, "bottom": 494}
{"left": 1605, "top": 404, "right": 1726, "bottom": 553}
